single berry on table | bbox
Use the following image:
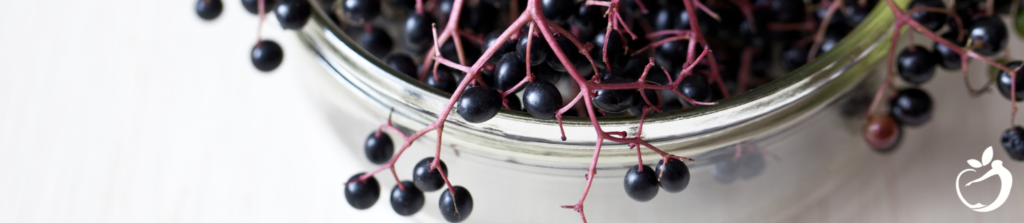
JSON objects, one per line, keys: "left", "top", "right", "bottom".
{"left": 252, "top": 40, "right": 284, "bottom": 72}
{"left": 196, "top": 0, "right": 223, "bottom": 20}
{"left": 863, "top": 114, "right": 902, "bottom": 151}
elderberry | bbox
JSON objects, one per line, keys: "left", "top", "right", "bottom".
{"left": 196, "top": 0, "right": 223, "bottom": 20}
{"left": 439, "top": 186, "right": 474, "bottom": 222}
{"left": 412, "top": 157, "right": 449, "bottom": 192}
{"left": 364, "top": 132, "right": 394, "bottom": 164}
{"left": 909, "top": 0, "right": 948, "bottom": 31}
{"left": 358, "top": 26, "right": 393, "bottom": 58}
{"left": 897, "top": 46, "right": 937, "bottom": 85}
{"left": 425, "top": 68, "right": 457, "bottom": 94}
{"left": 456, "top": 86, "right": 503, "bottom": 123}
{"left": 342, "top": 0, "right": 380, "bottom": 25}
{"left": 242, "top": 0, "right": 278, "bottom": 14}
{"left": 623, "top": 164, "right": 658, "bottom": 202}
{"left": 516, "top": 33, "right": 550, "bottom": 66}
{"left": 863, "top": 114, "right": 902, "bottom": 152}
{"left": 275, "top": 0, "right": 312, "bottom": 29}
{"left": 655, "top": 158, "right": 690, "bottom": 193}
{"left": 997, "top": 61, "right": 1024, "bottom": 101}
{"left": 523, "top": 81, "right": 563, "bottom": 119}
{"left": 384, "top": 54, "right": 417, "bottom": 78}
{"left": 678, "top": 74, "right": 712, "bottom": 102}
{"left": 494, "top": 52, "right": 527, "bottom": 92}
{"left": 390, "top": 181, "right": 425, "bottom": 216}
{"left": 1002, "top": 126, "right": 1024, "bottom": 161}
{"left": 889, "top": 88, "right": 933, "bottom": 126}
{"left": 251, "top": 40, "right": 284, "bottom": 72}
{"left": 345, "top": 173, "right": 380, "bottom": 209}
{"left": 967, "top": 16, "right": 1009, "bottom": 56}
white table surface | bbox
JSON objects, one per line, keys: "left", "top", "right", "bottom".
{"left": 2, "top": 1, "right": 1024, "bottom": 222}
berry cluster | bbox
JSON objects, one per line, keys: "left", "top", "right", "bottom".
{"left": 195, "top": 0, "right": 314, "bottom": 72}
{"left": 856, "top": 0, "right": 1024, "bottom": 162}
{"left": 317, "top": 0, "right": 889, "bottom": 220}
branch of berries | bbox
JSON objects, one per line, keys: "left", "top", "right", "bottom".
{"left": 858, "top": 0, "right": 1024, "bottom": 162}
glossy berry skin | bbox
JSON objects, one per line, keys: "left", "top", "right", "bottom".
{"left": 843, "top": 0, "right": 875, "bottom": 27}
{"left": 909, "top": 0, "right": 947, "bottom": 31}
{"left": 412, "top": 157, "right": 449, "bottom": 192}
{"left": 505, "top": 94, "right": 523, "bottom": 111}
{"left": 655, "top": 158, "right": 690, "bottom": 193}
{"left": 425, "top": 69, "right": 457, "bottom": 94}
{"left": 482, "top": 31, "right": 517, "bottom": 63}
{"left": 863, "top": 114, "right": 902, "bottom": 152}
{"left": 1002, "top": 126, "right": 1024, "bottom": 161}
{"left": 439, "top": 186, "right": 473, "bottom": 222}
{"left": 593, "top": 76, "right": 637, "bottom": 113}
{"left": 494, "top": 52, "right": 527, "bottom": 92}
{"left": 390, "top": 181, "right": 425, "bottom": 216}
{"left": 516, "top": 34, "right": 549, "bottom": 66}
{"left": 623, "top": 165, "right": 658, "bottom": 202}
{"left": 932, "top": 31, "right": 963, "bottom": 70}
{"left": 542, "top": 0, "right": 576, "bottom": 23}
{"left": 967, "top": 16, "right": 1009, "bottom": 56}
{"left": 678, "top": 74, "right": 712, "bottom": 102}
{"left": 817, "top": 26, "right": 850, "bottom": 55}
{"left": 196, "top": 0, "right": 223, "bottom": 20}
{"left": 456, "top": 86, "right": 503, "bottom": 123}
{"left": 523, "top": 81, "right": 563, "bottom": 119}
{"left": 889, "top": 88, "right": 933, "bottom": 126}
{"left": 252, "top": 40, "right": 284, "bottom": 72}
{"left": 403, "top": 13, "right": 436, "bottom": 53}
{"left": 384, "top": 54, "right": 417, "bottom": 78}
{"left": 345, "top": 173, "right": 380, "bottom": 209}
{"left": 275, "top": 0, "right": 312, "bottom": 29}
{"left": 364, "top": 132, "right": 394, "bottom": 164}
{"left": 653, "top": 8, "right": 680, "bottom": 31}
{"left": 896, "top": 46, "right": 936, "bottom": 85}
{"left": 997, "top": 61, "right": 1024, "bottom": 101}
{"left": 358, "top": 26, "right": 393, "bottom": 58}
{"left": 440, "top": 37, "right": 481, "bottom": 65}
{"left": 242, "top": 0, "right": 278, "bottom": 14}
{"left": 342, "top": 0, "right": 380, "bottom": 25}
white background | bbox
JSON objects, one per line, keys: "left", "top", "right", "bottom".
{"left": 1, "top": 0, "right": 1024, "bottom": 222}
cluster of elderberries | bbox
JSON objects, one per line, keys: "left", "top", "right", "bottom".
{"left": 856, "top": 0, "right": 1024, "bottom": 162}
{"left": 196, "top": 0, "right": 315, "bottom": 72}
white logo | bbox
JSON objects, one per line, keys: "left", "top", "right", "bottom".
{"left": 955, "top": 146, "right": 1012, "bottom": 212}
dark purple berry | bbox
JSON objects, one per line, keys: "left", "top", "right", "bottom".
{"left": 523, "top": 81, "right": 563, "bottom": 119}
{"left": 542, "top": 0, "right": 577, "bottom": 23}
{"left": 889, "top": 88, "right": 933, "bottom": 126}
{"left": 275, "top": 0, "right": 312, "bottom": 29}
{"left": 345, "top": 173, "right": 380, "bottom": 209}
{"left": 404, "top": 13, "right": 436, "bottom": 53}
{"left": 1002, "top": 126, "right": 1024, "bottom": 161}
{"left": 623, "top": 164, "right": 658, "bottom": 202}
{"left": 593, "top": 75, "right": 638, "bottom": 113}
{"left": 439, "top": 186, "right": 473, "bottom": 222}
{"left": 655, "top": 158, "right": 690, "bottom": 193}
{"left": 358, "top": 26, "right": 393, "bottom": 58}
{"left": 364, "top": 132, "right": 394, "bottom": 164}
{"left": 494, "top": 52, "right": 527, "bottom": 92}
{"left": 516, "top": 33, "right": 550, "bottom": 66}
{"left": 390, "top": 181, "right": 425, "bottom": 216}
{"left": 196, "top": 0, "right": 223, "bottom": 20}
{"left": 342, "top": 0, "right": 380, "bottom": 25}
{"left": 252, "top": 40, "right": 284, "bottom": 72}
{"left": 897, "top": 46, "right": 937, "bottom": 85}
{"left": 997, "top": 61, "right": 1024, "bottom": 101}
{"left": 385, "top": 54, "right": 417, "bottom": 78}
{"left": 412, "top": 157, "right": 448, "bottom": 192}
{"left": 425, "top": 69, "right": 457, "bottom": 94}
{"left": 909, "top": 0, "right": 947, "bottom": 31}
{"left": 932, "top": 31, "right": 963, "bottom": 70}
{"left": 678, "top": 74, "right": 712, "bottom": 102}
{"left": 243, "top": 0, "right": 278, "bottom": 14}
{"left": 456, "top": 86, "right": 503, "bottom": 123}
{"left": 967, "top": 16, "right": 1008, "bottom": 56}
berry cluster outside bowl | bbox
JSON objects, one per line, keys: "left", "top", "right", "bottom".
{"left": 299, "top": 0, "right": 906, "bottom": 222}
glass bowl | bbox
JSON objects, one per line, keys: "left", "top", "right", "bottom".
{"left": 297, "top": 0, "right": 907, "bottom": 221}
